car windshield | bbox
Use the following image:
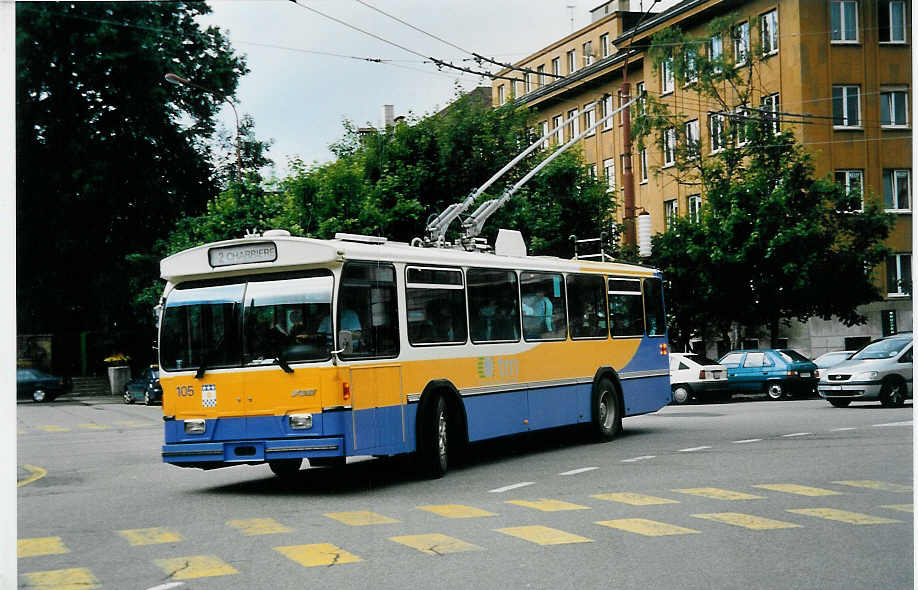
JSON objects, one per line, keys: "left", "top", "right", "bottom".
{"left": 778, "top": 349, "right": 810, "bottom": 363}
{"left": 851, "top": 337, "right": 912, "bottom": 360}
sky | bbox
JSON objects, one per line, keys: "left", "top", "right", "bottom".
{"left": 195, "top": 0, "right": 671, "bottom": 174}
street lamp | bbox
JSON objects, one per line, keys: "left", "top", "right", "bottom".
{"left": 164, "top": 72, "right": 243, "bottom": 184}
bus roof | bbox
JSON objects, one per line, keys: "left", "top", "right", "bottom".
{"left": 160, "top": 232, "right": 660, "bottom": 284}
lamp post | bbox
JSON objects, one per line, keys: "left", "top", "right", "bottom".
{"left": 164, "top": 72, "right": 243, "bottom": 184}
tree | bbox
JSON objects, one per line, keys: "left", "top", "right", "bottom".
{"left": 635, "top": 17, "right": 894, "bottom": 349}
{"left": 16, "top": 2, "right": 248, "bottom": 366}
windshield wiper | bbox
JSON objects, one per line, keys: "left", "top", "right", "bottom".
{"left": 195, "top": 360, "right": 209, "bottom": 380}
{"left": 274, "top": 352, "right": 294, "bottom": 374}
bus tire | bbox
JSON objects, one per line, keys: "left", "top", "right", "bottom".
{"left": 268, "top": 458, "right": 302, "bottom": 477}
{"left": 592, "top": 377, "right": 622, "bottom": 441}
{"left": 420, "top": 395, "right": 449, "bottom": 478}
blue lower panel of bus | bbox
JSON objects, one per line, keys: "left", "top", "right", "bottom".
{"left": 621, "top": 375, "right": 671, "bottom": 415}
{"left": 463, "top": 383, "right": 592, "bottom": 442}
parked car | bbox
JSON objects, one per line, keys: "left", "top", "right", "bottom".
{"left": 813, "top": 350, "right": 855, "bottom": 370}
{"left": 17, "top": 367, "right": 70, "bottom": 402}
{"left": 718, "top": 349, "right": 819, "bottom": 400}
{"left": 818, "top": 334, "right": 913, "bottom": 408}
{"left": 669, "top": 352, "right": 730, "bottom": 404}
{"left": 123, "top": 367, "right": 162, "bottom": 405}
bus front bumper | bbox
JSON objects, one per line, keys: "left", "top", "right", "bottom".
{"left": 162, "top": 436, "right": 345, "bottom": 467}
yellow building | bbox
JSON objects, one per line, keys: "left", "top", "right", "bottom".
{"left": 492, "top": 0, "right": 911, "bottom": 356}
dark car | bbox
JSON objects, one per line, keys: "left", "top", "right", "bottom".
{"left": 718, "top": 349, "right": 819, "bottom": 400}
{"left": 17, "top": 367, "right": 70, "bottom": 402}
{"left": 123, "top": 367, "right": 162, "bottom": 405}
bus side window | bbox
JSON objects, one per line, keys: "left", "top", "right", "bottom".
{"left": 406, "top": 266, "right": 467, "bottom": 345}
{"left": 643, "top": 277, "right": 666, "bottom": 337}
{"left": 566, "top": 274, "right": 608, "bottom": 339}
{"left": 521, "top": 271, "right": 567, "bottom": 341}
{"left": 608, "top": 278, "right": 644, "bottom": 337}
{"left": 467, "top": 268, "right": 520, "bottom": 343}
{"left": 339, "top": 262, "right": 399, "bottom": 359}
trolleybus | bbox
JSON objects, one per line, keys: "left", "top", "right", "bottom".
{"left": 158, "top": 229, "right": 671, "bottom": 477}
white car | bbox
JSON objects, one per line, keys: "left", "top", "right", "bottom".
{"left": 669, "top": 352, "right": 730, "bottom": 404}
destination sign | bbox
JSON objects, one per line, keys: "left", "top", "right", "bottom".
{"left": 208, "top": 242, "right": 277, "bottom": 267}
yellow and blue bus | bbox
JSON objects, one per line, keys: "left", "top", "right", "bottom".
{"left": 158, "top": 229, "right": 670, "bottom": 477}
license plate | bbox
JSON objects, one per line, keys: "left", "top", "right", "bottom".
{"left": 799, "top": 372, "right": 810, "bottom": 378}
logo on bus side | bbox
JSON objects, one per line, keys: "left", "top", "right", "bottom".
{"left": 476, "top": 356, "right": 519, "bottom": 380}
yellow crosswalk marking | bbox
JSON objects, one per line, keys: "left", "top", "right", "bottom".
{"left": 390, "top": 533, "right": 483, "bottom": 555}
{"left": 22, "top": 567, "right": 99, "bottom": 590}
{"left": 788, "top": 508, "right": 902, "bottom": 525}
{"left": 495, "top": 525, "right": 593, "bottom": 545}
{"left": 37, "top": 425, "right": 70, "bottom": 433}
{"left": 118, "top": 527, "right": 183, "bottom": 546}
{"left": 753, "top": 483, "right": 842, "bottom": 497}
{"left": 693, "top": 512, "right": 802, "bottom": 530}
{"left": 833, "top": 480, "right": 912, "bottom": 492}
{"left": 592, "top": 492, "right": 680, "bottom": 506}
{"left": 881, "top": 504, "right": 914, "bottom": 513}
{"left": 673, "top": 487, "right": 765, "bottom": 500}
{"left": 506, "top": 498, "right": 590, "bottom": 512}
{"left": 226, "top": 518, "right": 293, "bottom": 536}
{"left": 418, "top": 504, "right": 497, "bottom": 518}
{"left": 275, "top": 543, "right": 362, "bottom": 567}
{"left": 154, "top": 555, "right": 239, "bottom": 579}
{"left": 324, "top": 511, "right": 399, "bottom": 526}
{"left": 18, "top": 537, "right": 69, "bottom": 558}
{"left": 596, "top": 518, "right": 700, "bottom": 536}
{"left": 78, "top": 423, "right": 111, "bottom": 430}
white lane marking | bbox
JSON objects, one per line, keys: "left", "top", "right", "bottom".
{"left": 559, "top": 467, "right": 599, "bottom": 476}
{"left": 489, "top": 482, "right": 535, "bottom": 493}
{"left": 781, "top": 433, "right": 812, "bottom": 437}
{"left": 146, "top": 583, "right": 185, "bottom": 590}
{"left": 831, "top": 427, "right": 856, "bottom": 431}
{"left": 621, "top": 455, "right": 656, "bottom": 463}
{"left": 733, "top": 439, "right": 762, "bottom": 444}
{"left": 677, "top": 446, "right": 711, "bottom": 452}
{"left": 873, "top": 421, "right": 913, "bottom": 428}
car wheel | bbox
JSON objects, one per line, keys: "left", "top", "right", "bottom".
{"left": 32, "top": 389, "right": 47, "bottom": 403}
{"left": 593, "top": 377, "right": 622, "bottom": 441}
{"left": 672, "top": 385, "right": 690, "bottom": 405}
{"left": 765, "top": 382, "right": 784, "bottom": 400}
{"left": 144, "top": 390, "right": 152, "bottom": 406}
{"left": 268, "top": 458, "right": 302, "bottom": 477}
{"left": 880, "top": 379, "right": 907, "bottom": 408}
{"left": 123, "top": 387, "right": 134, "bottom": 404}
{"left": 420, "top": 395, "right": 449, "bottom": 479}
{"left": 828, "top": 399, "right": 851, "bottom": 408}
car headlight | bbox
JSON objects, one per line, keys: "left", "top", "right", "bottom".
{"left": 854, "top": 371, "right": 879, "bottom": 381}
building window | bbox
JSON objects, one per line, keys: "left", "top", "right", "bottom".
{"left": 640, "top": 148, "right": 648, "bottom": 183}
{"left": 663, "top": 127, "right": 676, "bottom": 166}
{"left": 661, "top": 58, "right": 674, "bottom": 94}
{"left": 552, "top": 114, "right": 563, "bottom": 144}
{"left": 685, "top": 119, "right": 700, "bottom": 156}
{"left": 664, "top": 199, "right": 678, "bottom": 230}
{"left": 604, "top": 158, "right": 616, "bottom": 193}
{"left": 583, "top": 41, "right": 593, "bottom": 66}
{"left": 880, "top": 88, "right": 909, "bottom": 127}
{"left": 834, "top": 169, "right": 864, "bottom": 209}
{"left": 684, "top": 47, "right": 698, "bottom": 84}
{"left": 584, "top": 104, "right": 595, "bottom": 135}
{"left": 539, "top": 120, "right": 549, "bottom": 150}
{"left": 760, "top": 10, "right": 779, "bottom": 55}
{"left": 709, "top": 112, "right": 725, "bottom": 152}
{"left": 732, "top": 107, "right": 750, "bottom": 146}
{"left": 733, "top": 21, "right": 749, "bottom": 65}
{"left": 567, "top": 49, "right": 577, "bottom": 74}
{"left": 886, "top": 253, "right": 912, "bottom": 296}
{"left": 636, "top": 81, "right": 646, "bottom": 113}
{"left": 600, "top": 33, "right": 610, "bottom": 57}
{"left": 537, "top": 65, "right": 546, "bottom": 87}
{"left": 603, "top": 94, "right": 614, "bottom": 130}
{"left": 497, "top": 85, "right": 505, "bottom": 104}
{"left": 567, "top": 108, "right": 579, "bottom": 140}
{"left": 688, "top": 194, "right": 701, "bottom": 223}
{"left": 831, "top": 1, "right": 859, "bottom": 42}
{"left": 552, "top": 57, "right": 561, "bottom": 76}
{"left": 883, "top": 169, "right": 911, "bottom": 211}
{"left": 708, "top": 36, "right": 723, "bottom": 72}
{"left": 524, "top": 73, "right": 532, "bottom": 93}
{"left": 761, "top": 93, "right": 780, "bottom": 134}
{"left": 588, "top": 164, "right": 597, "bottom": 178}
{"left": 879, "top": 0, "right": 907, "bottom": 42}
{"left": 832, "top": 85, "right": 861, "bottom": 128}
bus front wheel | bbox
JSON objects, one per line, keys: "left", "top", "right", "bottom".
{"left": 268, "top": 458, "right": 302, "bottom": 477}
{"left": 593, "top": 377, "right": 622, "bottom": 441}
{"left": 420, "top": 395, "right": 449, "bottom": 479}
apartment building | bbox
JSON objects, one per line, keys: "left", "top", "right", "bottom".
{"left": 491, "top": 0, "right": 911, "bottom": 356}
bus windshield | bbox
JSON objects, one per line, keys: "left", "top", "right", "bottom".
{"left": 159, "top": 273, "right": 333, "bottom": 372}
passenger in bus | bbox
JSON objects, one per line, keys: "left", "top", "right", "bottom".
{"left": 318, "top": 308, "right": 362, "bottom": 352}
{"left": 523, "top": 289, "right": 553, "bottom": 338}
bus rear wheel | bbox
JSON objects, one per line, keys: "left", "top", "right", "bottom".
{"left": 593, "top": 377, "right": 622, "bottom": 441}
{"left": 420, "top": 395, "right": 449, "bottom": 479}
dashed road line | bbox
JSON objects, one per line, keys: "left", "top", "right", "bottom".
{"left": 872, "top": 421, "right": 913, "bottom": 427}
{"left": 678, "top": 446, "right": 712, "bottom": 452}
{"left": 559, "top": 467, "right": 598, "bottom": 476}
{"left": 37, "top": 425, "right": 70, "bottom": 433}
{"left": 781, "top": 432, "right": 812, "bottom": 438}
{"left": 621, "top": 455, "right": 655, "bottom": 463}
{"left": 489, "top": 482, "right": 535, "bottom": 493}
{"left": 146, "top": 583, "right": 185, "bottom": 590}
{"left": 830, "top": 427, "right": 856, "bottom": 432}
{"left": 733, "top": 438, "right": 762, "bottom": 444}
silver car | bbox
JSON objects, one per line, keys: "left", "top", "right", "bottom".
{"left": 818, "top": 334, "right": 913, "bottom": 407}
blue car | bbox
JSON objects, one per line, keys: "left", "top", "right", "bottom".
{"left": 122, "top": 367, "right": 162, "bottom": 405}
{"left": 718, "top": 349, "right": 819, "bottom": 400}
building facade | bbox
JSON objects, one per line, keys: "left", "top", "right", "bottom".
{"left": 492, "top": 0, "right": 912, "bottom": 357}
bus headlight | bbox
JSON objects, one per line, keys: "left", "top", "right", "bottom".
{"left": 288, "top": 413, "right": 313, "bottom": 430}
{"left": 184, "top": 419, "right": 206, "bottom": 435}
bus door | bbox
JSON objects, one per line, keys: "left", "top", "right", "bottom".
{"left": 349, "top": 365, "right": 405, "bottom": 452}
